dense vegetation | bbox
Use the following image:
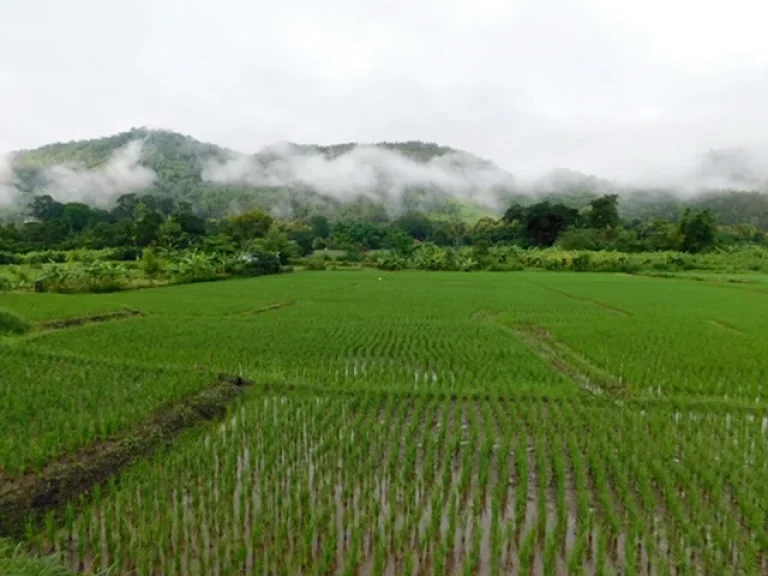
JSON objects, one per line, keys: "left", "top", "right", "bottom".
{"left": 0, "top": 183, "right": 763, "bottom": 252}
{"left": 2, "top": 270, "right": 767, "bottom": 573}
{"left": 4, "top": 184, "right": 767, "bottom": 289}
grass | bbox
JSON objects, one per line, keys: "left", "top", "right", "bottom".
{"left": 3, "top": 269, "right": 768, "bottom": 572}
{"left": 0, "top": 538, "right": 73, "bottom": 576}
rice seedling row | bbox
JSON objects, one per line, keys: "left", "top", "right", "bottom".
{"left": 14, "top": 270, "right": 768, "bottom": 402}
{"left": 28, "top": 394, "right": 767, "bottom": 575}
{"left": 0, "top": 346, "right": 216, "bottom": 474}
{"left": 6, "top": 270, "right": 768, "bottom": 573}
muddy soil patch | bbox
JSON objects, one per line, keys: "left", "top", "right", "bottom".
{"left": 37, "top": 309, "right": 143, "bottom": 330}
{"left": 0, "top": 373, "right": 250, "bottom": 537}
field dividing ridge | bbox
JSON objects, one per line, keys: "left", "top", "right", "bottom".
{"left": 37, "top": 308, "right": 143, "bottom": 330}
{"left": 242, "top": 300, "right": 296, "bottom": 315}
{"left": 523, "top": 278, "right": 631, "bottom": 317}
{"left": 0, "top": 374, "right": 251, "bottom": 538}
{"left": 508, "top": 325, "right": 628, "bottom": 396}
{"left": 706, "top": 319, "right": 745, "bottom": 334}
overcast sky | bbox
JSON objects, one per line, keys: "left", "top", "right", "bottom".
{"left": 2, "top": 0, "right": 768, "bottom": 179}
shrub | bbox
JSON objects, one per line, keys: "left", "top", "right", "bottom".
{"left": 21, "top": 250, "right": 67, "bottom": 264}
{"left": 227, "top": 251, "right": 281, "bottom": 277}
{"left": 338, "top": 250, "right": 363, "bottom": 263}
{"left": 0, "top": 252, "right": 18, "bottom": 265}
{"left": 106, "top": 246, "right": 143, "bottom": 261}
{"left": 571, "top": 253, "right": 591, "bottom": 272}
{"left": 305, "top": 259, "right": 327, "bottom": 271}
{"left": 141, "top": 249, "right": 164, "bottom": 284}
{"left": 488, "top": 261, "right": 525, "bottom": 272}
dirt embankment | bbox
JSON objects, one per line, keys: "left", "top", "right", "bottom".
{"left": 0, "top": 374, "right": 250, "bottom": 537}
{"left": 37, "top": 309, "right": 143, "bottom": 330}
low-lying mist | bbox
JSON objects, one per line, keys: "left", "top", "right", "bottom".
{"left": 201, "top": 142, "right": 517, "bottom": 210}
{"left": 0, "top": 154, "right": 20, "bottom": 207}
{"left": 37, "top": 140, "right": 156, "bottom": 207}
{"left": 4, "top": 129, "right": 768, "bottom": 217}
{"left": 203, "top": 140, "right": 768, "bottom": 213}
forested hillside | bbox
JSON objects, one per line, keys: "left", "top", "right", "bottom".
{"left": 5, "top": 129, "right": 494, "bottom": 222}
{"left": 3, "top": 129, "right": 768, "bottom": 283}
{"left": 3, "top": 128, "right": 768, "bottom": 229}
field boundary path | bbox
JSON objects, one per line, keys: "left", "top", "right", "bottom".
{"left": 706, "top": 319, "right": 745, "bottom": 334}
{"left": 524, "top": 279, "right": 631, "bottom": 316}
{"left": 241, "top": 300, "right": 296, "bottom": 316}
{"left": 0, "top": 374, "right": 250, "bottom": 538}
{"left": 36, "top": 308, "right": 143, "bottom": 330}
{"left": 507, "top": 325, "right": 629, "bottom": 396}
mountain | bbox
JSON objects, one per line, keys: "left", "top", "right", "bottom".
{"left": 11, "top": 128, "right": 228, "bottom": 200}
{"left": 5, "top": 128, "right": 768, "bottom": 228}
{"left": 6, "top": 128, "right": 508, "bottom": 221}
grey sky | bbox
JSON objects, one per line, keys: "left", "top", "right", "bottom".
{"left": 2, "top": 0, "right": 768, "bottom": 180}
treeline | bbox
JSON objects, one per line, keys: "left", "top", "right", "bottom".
{"left": 1, "top": 192, "right": 765, "bottom": 263}
{"left": 318, "top": 194, "right": 762, "bottom": 255}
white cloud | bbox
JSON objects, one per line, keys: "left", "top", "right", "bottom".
{"left": 1, "top": 0, "right": 767, "bottom": 185}
{"left": 0, "top": 155, "right": 20, "bottom": 206}
{"left": 202, "top": 144, "right": 515, "bottom": 210}
{"left": 39, "top": 141, "right": 156, "bottom": 206}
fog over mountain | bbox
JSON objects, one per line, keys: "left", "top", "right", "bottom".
{"left": 2, "top": 127, "right": 768, "bottom": 226}
{"left": 2, "top": 0, "right": 767, "bottom": 192}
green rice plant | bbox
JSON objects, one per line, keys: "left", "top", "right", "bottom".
{"left": 5, "top": 269, "right": 768, "bottom": 573}
{"left": 0, "top": 346, "right": 215, "bottom": 473}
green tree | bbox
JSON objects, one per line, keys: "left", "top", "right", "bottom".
{"left": 28, "top": 195, "right": 64, "bottom": 221}
{"left": 135, "top": 211, "right": 164, "bottom": 247}
{"left": 112, "top": 193, "right": 140, "bottom": 220}
{"left": 226, "top": 210, "right": 273, "bottom": 246}
{"left": 558, "top": 227, "right": 605, "bottom": 251}
{"left": 156, "top": 219, "right": 187, "bottom": 250}
{"left": 287, "top": 227, "right": 314, "bottom": 256}
{"left": 202, "top": 233, "right": 237, "bottom": 254}
{"left": 140, "top": 248, "right": 164, "bottom": 284}
{"left": 638, "top": 220, "right": 683, "bottom": 252}
{"left": 383, "top": 228, "right": 414, "bottom": 256}
{"left": 59, "top": 203, "right": 99, "bottom": 234}
{"left": 520, "top": 201, "right": 580, "bottom": 247}
{"left": 679, "top": 209, "right": 717, "bottom": 253}
{"left": 172, "top": 211, "right": 206, "bottom": 238}
{"left": 392, "top": 212, "right": 433, "bottom": 241}
{"left": 332, "top": 221, "right": 384, "bottom": 249}
{"left": 502, "top": 203, "right": 527, "bottom": 224}
{"left": 309, "top": 215, "right": 331, "bottom": 239}
{"left": 586, "top": 194, "right": 621, "bottom": 229}
{"left": 253, "top": 224, "right": 299, "bottom": 263}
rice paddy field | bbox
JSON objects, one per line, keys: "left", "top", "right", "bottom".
{"left": 2, "top": 270, "right": 768, "bottom": 575}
